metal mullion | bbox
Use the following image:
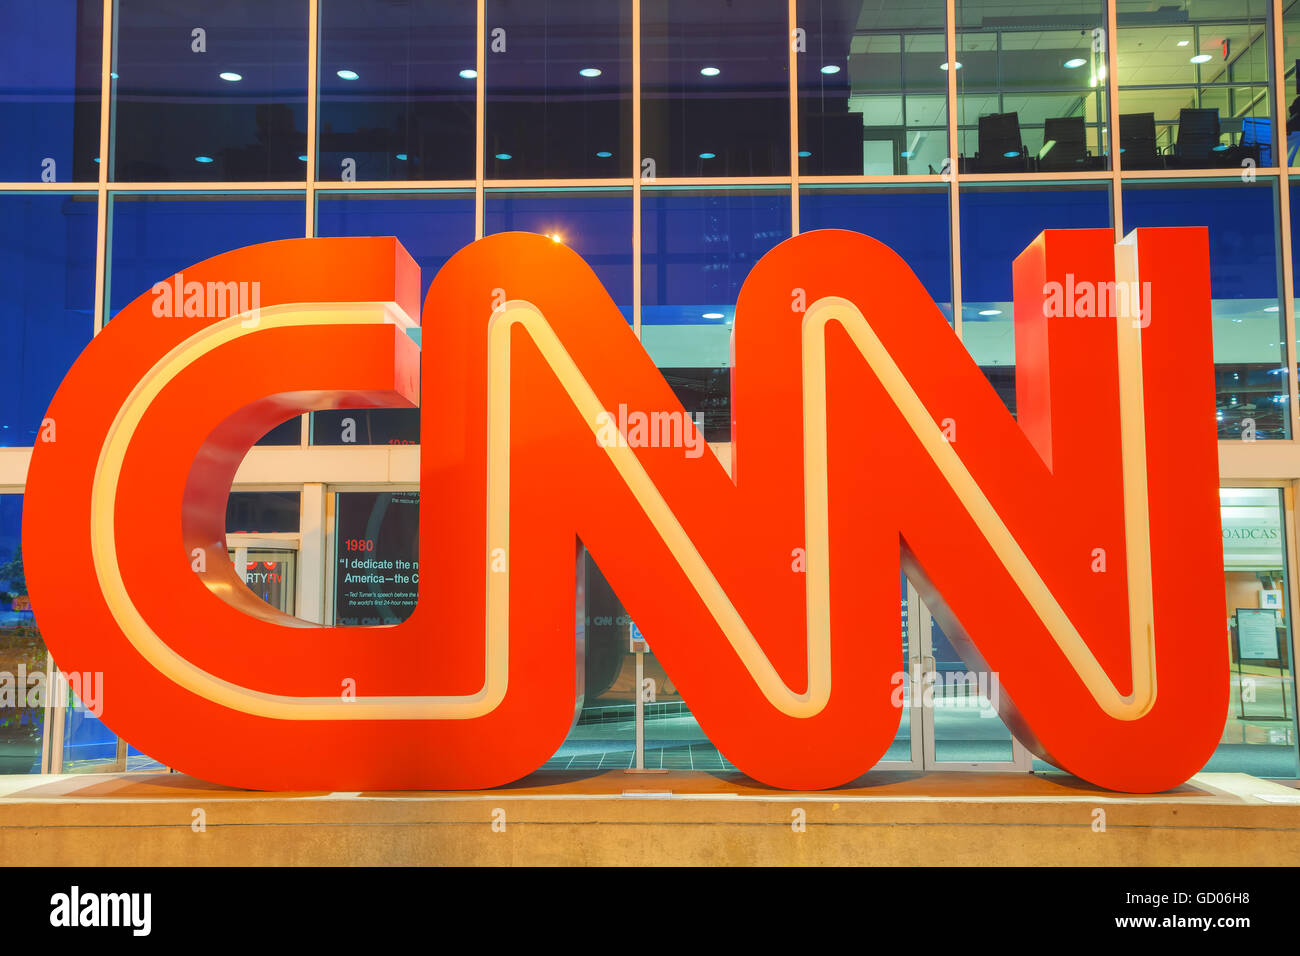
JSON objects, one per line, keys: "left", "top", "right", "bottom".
{"left": 306, "top": 0, "right": 319, "bottom": 238}
{"left": 1107, "top": 0, "right": 1123, "bottom": 241}
{"left": 0, "top": 183, "right": 98, "bottom": 192}
{"left": 945, "top": 0, "right": 962, "bottom": 339}
{"left": 483, "top": 178, "right": 636, "bottom": 189}
{"left": 788, "top": 0, "right": 799, "bottom": 236}
{"left": 959, "top": 169, "right": 1116, "bottom": 183}
{"left": 633, "top": 0, "right": 642, "bottom": 338}
{"left": 314, "top": 179, "right": 478, "bottom": 190}
{"left": 92, "top": 0, "right": 113, "bottom": 336}
{"left": 97, "top": 181, "right": 312, "bottom": 192}
{"left": 475, "top": 0, "right": 486, "bottom": 239}
{"left": 1283, "top": 482, "right": 1300, "bottom": 728}
{"left": 1273, "top": 0, "right": 1300, "bottom": 443}
{"left": 1117, "top": 166, "right": 1284, "bottom": 179}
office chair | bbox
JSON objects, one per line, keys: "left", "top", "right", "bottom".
{"left": 974, "top": 112, "right": 1027, "bottom": 172}
{"left": 1170, "top": 107, "right": 1221, "bottom": 167}
{"left": 1038, "top": 116, "right": 1088, "bottom": 171}
{"left": 1118, "top": 112, "right": 1162, "bottom": 169}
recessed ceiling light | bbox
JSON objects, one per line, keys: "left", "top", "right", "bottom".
{"left": 297, "top": 154, "right": 308, "bottom": 162}
{"left": 700, "top": 66, "right": 720, "bottom": 76}
{"left": 797, "top": 150, "right": 812, "bottom": 157}
{"left": 699, "top": 151, "right": 716, "bottom": 159}
{"left": 1190, "top": 54, "right": 1212, "bottom": 64}
{"left": 1064, "top": 58, "right": 1086, "bottom": 69}
{"left": 978, "top": 309, "right": 1002, "bottom": 316}
{"left": 820, "top": 64, "right": 841, "bottom": 74}
{"left": 702, "top": 312, "right": 725, "bottom": 320}
{"left": 1264, "top": 305, "right": 1280, "bottom": 312}
{"left": 219, "top": 71, "right": 242, "bottom": 82}
{"left": 459, "top": 68, "right": 477, "bottom": 79}
{"left": 336, "top": 69, "right": 360, "bottom": 80}
{"left": 395, "top": 153, "right": 408, "bottom": 161}
{"left": 194, "top": 155, "right": 214, "bottom": 163}
{"left": 1002, "top": 150, "right": 1019, "bottom": 158}
{"left": 596, "top": 150, "right": 613, "bottom": 158}
{"left": 940, "top": 61, "right": 961, "bottom": 71}
{"left": 495, "top": 152, "right": 512, "bottom": 160}
{"left": 1177, "top": 40, "right": 1190, "bottom": 47}
{"left": 579, "top": 67, "right": 602, "bottom": 77}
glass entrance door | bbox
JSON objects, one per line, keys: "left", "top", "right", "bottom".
{"left": 882, "top": 575, "right": 1032, "bottom": 772}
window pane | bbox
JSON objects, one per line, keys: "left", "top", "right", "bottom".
{"left": 637, "top": 188, "right": 790, "bottom": 767}
{"left": 543, "top": 554, "right": 651, "bottom": 771}
{"left": 642, "top": 187, "right": 792, "bottom": 442}
{"left": 798, "top": 0, "right": 946, "bottom": 176}
{"left": 112, "top": 0, "right": 308, "bottom": 181}
{"left": 800, "top": 184, "right": 952, "bottom": 317}
{"left": 486, "top": 0, "right": 633, "bottom": 179}
{"left": 642, "top": 0, "right": 790, "bottom": 177}
{"left": 312, "top": 409, "right": 420, "bottom": 445}
{"left": 226, "top": 491, "right": 300, "bottom": 534}
{"left": 1116, "top": 0, "right": 1272, "bottom": 170}
{"left": 957, "top": 0, "right": 1110, "bottom": 173}
{"left": 0, "top": 0, "right": 101, "bottom": 182}
{"left": 0, "top": 194, "right": 96, "bottom": 446}
{"left": 485, "top": 189, "right": 633, "bottom": 316}
{"left": 1213, "top": 488, "right": 1299, "bottom": 776}
{"left": 0, "top": 496, "right": 44, "bottom": 774}
{"left": 1124, "top": 178, "right": 1287, "bottom": 439}
{"left": 958, "top": 182, "right": 1112, "bottom": 414}
{"left": 313, "top": 190, "right": 474, "bottom": 445}
{"left": 333, "top": 491, "right": 419, "bottom": 626}
{"left": 318, "top": 0, "right": 475, "bottom": 182}
{"left": 107, "top": 193, "right": 305, "bottom": 317}
{"left": 1284, "top": 0, "right": 1300, "bottom": 167}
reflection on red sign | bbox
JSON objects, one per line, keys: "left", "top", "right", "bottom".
{"left": 22, "top": 230, "right": 1226, "bottom": 793}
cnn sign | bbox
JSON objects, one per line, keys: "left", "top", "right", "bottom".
{"left": 22, "top": 228, "right": 1226, "bottom": 793}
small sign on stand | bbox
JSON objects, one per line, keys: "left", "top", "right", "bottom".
{"left": 625, "top": 620, "right": 668, "bottom": 775}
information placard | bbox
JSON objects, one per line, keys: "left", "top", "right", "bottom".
{"left": 334, "top": 491, "right": 419, "bottom": 626}
{"left": 1236, "top": 607, "right": 1281, "bottom": 661}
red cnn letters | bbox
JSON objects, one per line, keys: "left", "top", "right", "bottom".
{"left": 22, "top": 228, "right": 1226, "bottom": 792}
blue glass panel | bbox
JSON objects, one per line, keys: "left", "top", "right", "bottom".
{"left": 0, "top": 194, "right": 96, "bottom": 445}
{"left": 799, "top": 185, "right": 952, "bottom": 313}
{"left": 107, "top": 193, "right": 304, "bottom": 317}
{"left": 0, "top": 0, "right": 102, "bottom": 182}
{"left": 315, "top": 191, "right": 474, "bottom": 303}
{"left": 1124, "top": 179, "right": 1287, "bottom": 439}
{"left": 959, "top": 183, "right": 1111, "bottom": 413}
{"left": 313, "top": 191, "right": 474, "bottom": 445}
{"left": 112, "top": 0, "right": 308, "bottom": 181}
{"left": 485, "top": 190, "right": 633, "bottom": 313}
{"left": 642, "top": 187, "right": 791, "bottom": 442}
{"left": 318, "top": 0, "right": 475, "bottom": 181}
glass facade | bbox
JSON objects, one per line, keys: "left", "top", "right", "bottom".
{"left": 4, "top": 0, "right": 1300, "bottom": 783}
